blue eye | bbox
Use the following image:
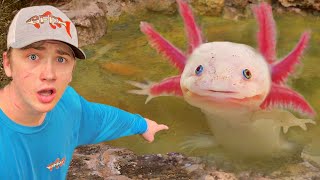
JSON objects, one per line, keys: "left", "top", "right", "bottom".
{"left": 57, "top": 57, "right": 65, "bottom": 63}
{"left": 195, "top": 65, "right": 203, "bottom": 76}
{"left": 242, "top": 69, "right": 252, "bottom": 79}
{"left": 28, "top": 54, "right": 38, "bottom": 61}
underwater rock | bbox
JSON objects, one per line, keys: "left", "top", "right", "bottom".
{"left": 224, "top": 0, "right": 249, "bottom": 9}
{"left": 143, "top": 0, "right": 177, "bottom": 15}
{"left": 223, "top": 6, "right": 247, "bottom": 20}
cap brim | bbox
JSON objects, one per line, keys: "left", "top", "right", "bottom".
{"left": 9, "top": 36, "right": 86, "bottom": 59}
{"left": 66, "top": 43, "right": 86, "bottom": 59}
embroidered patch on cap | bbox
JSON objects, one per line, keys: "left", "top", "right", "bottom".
{"left": 26, "top": 11, "right": 72, "bottom": 38}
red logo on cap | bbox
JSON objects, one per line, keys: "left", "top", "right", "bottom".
{"left": 26, "top": 11, "right": 72, "bottom": 38}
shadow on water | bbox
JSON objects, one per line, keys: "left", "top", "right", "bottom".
{"left": 70, "top": 11, "right": 320, "bottom": 172}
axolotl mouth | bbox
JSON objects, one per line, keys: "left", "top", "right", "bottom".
{"left": 184, "top": 89, "right": 237, "bottom": 100}
{"left": 184, "top": 88, "right": 264, "bottom": 105}
{"left": 207, "top": 90, "right": 236, "bottom": 94}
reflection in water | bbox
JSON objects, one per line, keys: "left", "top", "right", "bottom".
{"left": 71, "top": 11, "right": 320, "bottom": 170}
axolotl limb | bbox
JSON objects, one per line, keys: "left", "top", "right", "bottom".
{"left": 128, "top": 0, "right": 316, "bottom": 156}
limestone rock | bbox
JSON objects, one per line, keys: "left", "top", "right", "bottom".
{"left": 59, "top": 0, "right": 106, "bottom": 47}
{"left": 278, "top": 0, "right": 320, "bottom": 11}
{"left": 143, "top": 0, "right": 177, "bottom": 15}
{"left": 191, "top": 0, "right": 225, "bottom": 16}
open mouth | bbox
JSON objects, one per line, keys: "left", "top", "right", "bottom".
{"left": 38, "top": 89, "right": 55, "bottom": 96}
{"left": 37, "top": 88, "right": 57, "bottom": 103}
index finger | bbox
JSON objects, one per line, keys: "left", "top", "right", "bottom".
{"left": 157, "top": 124, "right": 169, "bottom": 131}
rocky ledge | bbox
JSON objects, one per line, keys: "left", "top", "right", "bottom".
{"left": 67, "top": 144, "right": 320, "bottom": 180}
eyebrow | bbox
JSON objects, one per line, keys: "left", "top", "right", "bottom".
{"left": 21, "top": 45, "right": 45, "bottom": 50}
{"left": 56, "top": 49, "right": 73, "bottom": 57}
{"left": 20, "top": 43, "right": 74, "bottom": 58}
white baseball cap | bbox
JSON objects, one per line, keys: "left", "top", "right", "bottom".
{"left": 7, "top": 5, "right": 86, "bottom": 59}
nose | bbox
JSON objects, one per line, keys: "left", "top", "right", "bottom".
{"left": 40, "top": 59, "right": 57, "bottom": 81}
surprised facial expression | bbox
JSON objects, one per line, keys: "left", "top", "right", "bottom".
{"left": 3, "top": 40, "right": 76, "bottom": 113}
{"left": 180, "top": 42, "right": 271, "bottom": 112}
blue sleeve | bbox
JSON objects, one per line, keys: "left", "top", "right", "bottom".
{"left": 64, "top": 87, "right": 148, "bottom": 146}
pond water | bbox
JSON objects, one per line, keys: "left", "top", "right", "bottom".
{"left": 70, "top": 11, "right": 320, "bottom": 171}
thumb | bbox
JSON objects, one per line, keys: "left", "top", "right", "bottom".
{"left": 143, "top": 133, "right": 154, "bottom": 143}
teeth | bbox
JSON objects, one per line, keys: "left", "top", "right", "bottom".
{"left": 39, "top": 90, "right": 52, "bottom": 96}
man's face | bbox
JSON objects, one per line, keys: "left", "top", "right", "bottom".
{"left": 3, "top": 40, "right": 76, "bottom": 113}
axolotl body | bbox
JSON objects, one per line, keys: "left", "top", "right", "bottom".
{"left": 181, "top": 42, "right": 313, "bottom": 156}
{"left": 129, "top": 0, "right": 316, "bottom": 156}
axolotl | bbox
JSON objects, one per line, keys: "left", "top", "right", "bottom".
{"left": 128, "top": 0, "right": 316, "bottom": 156}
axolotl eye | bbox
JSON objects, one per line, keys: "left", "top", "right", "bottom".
{"left": 242, "top": 69, "right": 252, "bottom": 79}
{"left": 195, "top": 65, "right": 204, "bottom": 76}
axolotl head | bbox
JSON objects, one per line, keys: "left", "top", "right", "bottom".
{"left": 180, "top": 42, "right": 271, "bottom": 113}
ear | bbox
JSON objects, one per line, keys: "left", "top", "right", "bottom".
{"left": 68, "top": 75, "right": 73, "bottom": 83}
{"left": 2, "top": 51, "right": 12, "bottom": 77}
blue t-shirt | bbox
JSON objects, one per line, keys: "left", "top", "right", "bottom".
{"left": 0, "top": 86, "right": 147, "bottom": 179}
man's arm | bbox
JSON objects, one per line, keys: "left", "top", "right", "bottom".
{"left": 76, "top": 92, "right": 168, "bottom": 145}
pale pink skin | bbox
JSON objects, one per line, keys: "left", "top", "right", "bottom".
{"left": 0, "top": 41, "right": 75, "bottom": 126}
{"left": 129, "top": 1, "right": 316, "bottom": 155}
{"left": 179, "top": 42, "right": 313, "bottom": 156}
{"left": 181, "top": 42, "right": 271, "bottom": 115}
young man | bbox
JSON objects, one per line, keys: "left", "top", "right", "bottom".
{"left": 0, "top": 5, "right": 168, "bottom": 179}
